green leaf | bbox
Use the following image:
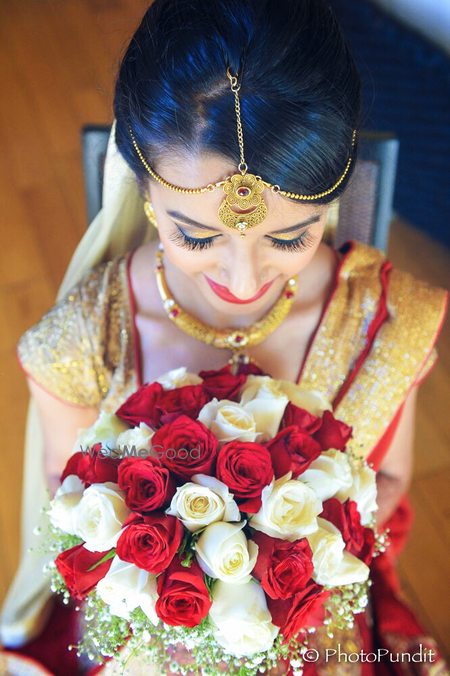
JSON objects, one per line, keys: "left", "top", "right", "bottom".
{"left": 204, "top": 574, "right": 217, "bottom": 600}
{"left": 86, "top": 548, "right": 116, "bottom": 572}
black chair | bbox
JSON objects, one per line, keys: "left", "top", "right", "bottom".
{"left": 81, "top": 124, "right": 399, "bottom": 252}
{"left": 81, "top": 125, "right": 112, "bottom": 226}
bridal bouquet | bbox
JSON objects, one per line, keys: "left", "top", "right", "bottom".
{"left": 41, "top": 364, "right": 386, "bottom": 675}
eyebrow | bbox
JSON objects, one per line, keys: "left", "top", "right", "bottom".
{"left": 167, "top": 210, "right": 321, "bottom": 235}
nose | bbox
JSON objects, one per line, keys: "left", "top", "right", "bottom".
{"left": 224, "top": 244, "right": 264, "bottom": 300}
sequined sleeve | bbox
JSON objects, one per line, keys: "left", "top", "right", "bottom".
{"left": 16, "top": 282, "right": 103, "bottom": 408}
{"left": 16, "top": 253, "right": 137, "bottom": 410}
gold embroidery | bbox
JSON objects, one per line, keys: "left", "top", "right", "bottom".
{"left": 416, "top": 347, "right": 438, "bottom": 384}
{"left": 16, "top": 254, "right": 138, "bottom": 411}
{"left": 381, "top": 632, "right": 450, "bottom": 676}
{"left": 335, "top": 266, "right": 447, "bottom": 457}
{"left": 298, "top": 241, "right": 386, "bottom": 402}
{"left": 306, "top": 617, "right": 366, "bottom": 675}
{"left": 297, "top": 241, "right": 447, "bottom": 459}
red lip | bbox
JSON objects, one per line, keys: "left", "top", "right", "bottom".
{"left": 204, "top": 275, "right": 275, "bottom": 304}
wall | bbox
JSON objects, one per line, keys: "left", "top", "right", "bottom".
{"left": 370, "top": 0, "right": 450, "bottom": 55}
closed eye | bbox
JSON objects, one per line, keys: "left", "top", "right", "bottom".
{"left": 167, "top": 223, "right": 317, "bottom": 253}
{"left": 267, "top": 229, "right": 318, "bottom": 252}
{"left": 167, "top": 226, "right": 219, "bottom": 251}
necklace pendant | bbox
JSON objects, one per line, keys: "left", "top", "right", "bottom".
{"left": 227, "top": 331, "right": 249, "bottom": 349}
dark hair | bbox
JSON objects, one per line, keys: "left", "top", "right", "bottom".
{"left": 113, "top": 0, "right": 362, "bottom": 205}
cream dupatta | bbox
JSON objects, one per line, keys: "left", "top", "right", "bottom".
{"left": 0, "top": 121, "right": 156, "bottom": 647}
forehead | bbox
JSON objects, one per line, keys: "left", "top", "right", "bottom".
{"left": 149, "top": 150, "right": 325, "bottom": 228}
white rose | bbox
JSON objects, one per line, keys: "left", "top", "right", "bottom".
{"left": 251, "top": 472, "right": 322, "bottom": 541}
{"left": 209, "top": 580, "right": 279, "bottom": 656}
{"left": 48, "top": 475, "right": 84, "bottom": 535}
{"left": 336, "top": 463, "right": 378, "bottom": 525}
{"left": 238, "top": 375, "right": 289, "bottom": 441}
{"left": 166, "top": 474, "right": 240, "bottom": 532}
{"left": 74, "top": 482, "right": 130, "bottom": 552}
{"left": 73, "top": 411, "right": 129, "bottom": 456}
{"left": 114, "top": 422, "right": 154, "bottom": 459}
{"left": 275, "top": 383, "right": 333, "bottom": 416}
{"left": 198, "top": 398, "right": 258, "bottom": 446}
{"left": 96, "top": 556, "right": 159, "bottom": 624}
{"left": 195, "top": 521, "right": 258, "bottom": 584}
{"left": 307, "top": 518, "right": 370, "bottom": 586}
{"left": 298, "top": 449, "right": 353, "bottom": 501}
{"left": 155, "top": 366, "right": 203, "bottom": 389}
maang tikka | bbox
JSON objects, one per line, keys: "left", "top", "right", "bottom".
{"left": 217, "top": 68, "right": 268, "bottom": 236}
{"left": 129, "top": 66, "right": 357, "bottom": 238}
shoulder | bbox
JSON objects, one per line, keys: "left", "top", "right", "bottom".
{"left": 333, "top": 240, "right": 448, "bottom": 456}
{"left": 16, "top": 252, "right": 132, "bottom": 407}
{"left": 340, "top": 239, "right": 448, "bottom": 385}
{"left": 340, "top": 239, "right": 448, "bottom": 339}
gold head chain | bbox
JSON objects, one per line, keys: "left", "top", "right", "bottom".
{"left": 129, "top": 66, "right": 357, "bottom": 237}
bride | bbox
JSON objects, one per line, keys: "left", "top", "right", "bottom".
{"left": 1, "top": 0, "right": 448, "bottom": 674}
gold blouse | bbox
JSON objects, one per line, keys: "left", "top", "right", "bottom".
{"left": 16, "top": 241, "right": 448, "bottom": 459}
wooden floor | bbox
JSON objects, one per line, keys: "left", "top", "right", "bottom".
{"left": 0, "top": 0, "right": 449, "bottom": 663}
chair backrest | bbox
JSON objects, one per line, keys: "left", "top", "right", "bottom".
{"left": 334, "top": 131, "right": 399, "bottom": 252}
{"left": 81, "top": 125, "right": 399, "bottom": 252}
{"left": 81, "top": 125, "right": 112, "bottom": 226}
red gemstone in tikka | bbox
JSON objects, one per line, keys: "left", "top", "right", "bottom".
{"left": 237, "top": 187, "right": 250, "bottom": 197}
{"left": 170, "top": 309, "right": 179, "bottom": 317}
{"left": 285, "top": 290, "right": 294, "bottom": 299}
{"left": 234, "top": 335, "right": 244, "bottom": 343}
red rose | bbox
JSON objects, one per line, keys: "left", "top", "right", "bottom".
{"left": 150, "top": 415, "right": 218, "bottom": 482}
{"left": 313, "top": 410, "right": 353, "bottom": 451}
{"left": 116, "top": 511, "right": 183, "bottom": 574}
{"left": 320, "top": 498, "right": 365, "bottom": 555}
{"left": 154, "top": 385, "right": 211, "bottom": 426}
{"left": 55, "top": 544, "right": 113, "bottom": 600}
{"left": 216, "top": 441, "right": 273, "bottom": 513}
{"left": 60, "top": 443, "right": 120, "bottom": 486}
{"left": 115, "top": 382, "right": 165, "bottom": 428}
{"left": 358, "top": 527, "right": 377, "bottom": 566}
{"left": 251, "top": 531, "right": 314, "bottom": 600}
{"left": 266, "top": 426, "right": 322, "bottom": 479}
{"left": 156, "top": 556, "right": 212, "bottom": 627}
{"left": 118, "top": 457, "right": 176, "bottom": 513}
{"left": 198, "top": 364, "right": 247, "bottom": 401}
{"left": 267, "top": 581, "right": 330, "bottom": 643}
{"left": 282, "top": 402, "right": 322, "bottom": 434}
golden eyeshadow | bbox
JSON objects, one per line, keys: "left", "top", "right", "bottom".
{"left": 177, "top": 225, "right": 217, "bottom": 239}
{"left": 181, "top": 224, "right": 310, "bottom": 241}
{"left": 190, "top": 230, "right": 218, "bottom": 239}
{"left": 269, "top": 229, "right": 308, "bottom": 241}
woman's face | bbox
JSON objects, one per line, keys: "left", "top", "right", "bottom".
{"left": 147, "top": 151, "right": 329, "bottom": 316}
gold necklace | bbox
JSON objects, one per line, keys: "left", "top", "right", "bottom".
{"left": 154, "top": 245, "right": 299, "bottom": 373}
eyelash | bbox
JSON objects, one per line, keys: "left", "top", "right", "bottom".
{"left": 269, "top": 230, "right": 317, "bottom": 252}
{"left": 167, "top": 226, "right": 317, "bottom": 252}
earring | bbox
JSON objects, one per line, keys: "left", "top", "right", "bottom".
{"left": 144, "top": 200, "right": 158, "bottom": 229}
